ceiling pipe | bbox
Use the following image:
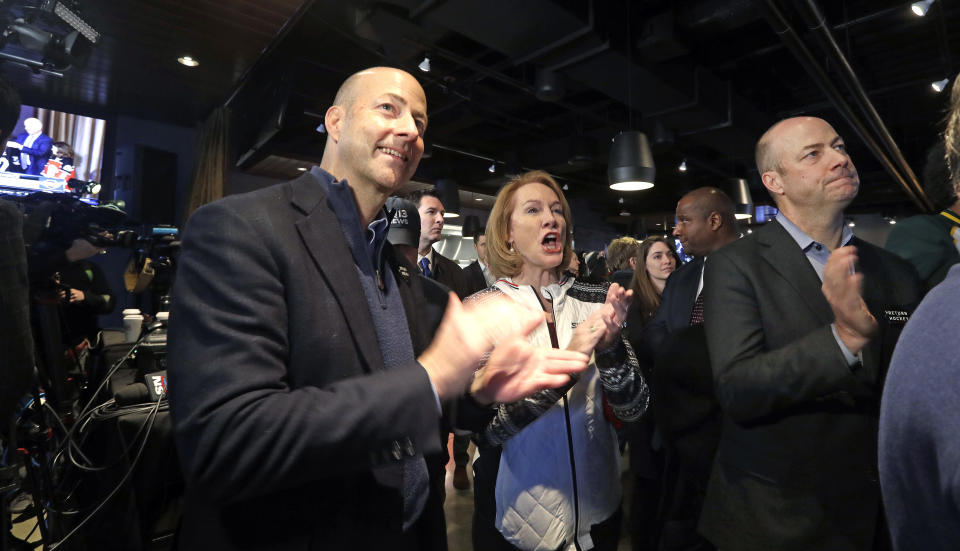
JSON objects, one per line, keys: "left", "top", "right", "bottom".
{"left": 409, "top": 0, "right": 446, "bottom": 20}
{"left": 795, "top": 0, "right": 931, "bottom": 211}
{"left": 512, "top": 0, "right": 595, "bottom": 66}
{"left": 544, "top": 41, "right": 610, "bottom": 73}
{"left": 646, "top": 67, "right": 702, "bottom": 118}
{"left": 429, "top": 0, "right": 596, "bottom": 118}
{"left": 758, "top": 0, "right": 930, "bottom": 211}
{"left": 720, "top": 4, "right": 917, "bottom": 72}
{"left": 402, "top": 36, "right": 613, "bottom": 130}
{"left": 223, "top": 0, "right": 316, "bottom": 109}
{"left": 677, "top": 81, "right": 733, "bottom": 136}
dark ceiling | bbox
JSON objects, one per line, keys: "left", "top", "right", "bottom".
{"left": 2, "top": 0, "right": 958, "bottom": 231}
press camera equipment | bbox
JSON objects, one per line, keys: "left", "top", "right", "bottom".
{"left": 0, "top": 0, "right": 99, "bottom": 76}
{"left": 15, "top": 190, "right": 126, "bottom": 250}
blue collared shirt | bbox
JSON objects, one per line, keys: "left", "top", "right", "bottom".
{"left": 775, "top": 214, "right": 860, "bottom": 365}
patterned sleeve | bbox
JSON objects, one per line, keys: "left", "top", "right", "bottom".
{"left": 477, "top": 374, "right": 580, "bottom": 448}
{"left": 594, "top": 334, "right": 648, "bottom": 422}
{"left": 477, "top": 298, "right": 649, "bottom": 447}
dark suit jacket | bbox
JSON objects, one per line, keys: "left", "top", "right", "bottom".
{"left": 429, "top": 249, "right": 469, "bottom": 299}
{"left": 15, "top": 132, "right": 52, "bottom": 175}
{"left": 641, "top": 257, "right": 703, "bottom": 357}
{"left": 168, "top": 172, "right": 448, "bottom": 550}
{"left": 463, "top": 259, "right": 488, "bottom": 296}
{"left": 699, "top": 221, "right": 922, "bottom": 551}
{"left": 638, "top": 257, "right": 719, "bottom": 550}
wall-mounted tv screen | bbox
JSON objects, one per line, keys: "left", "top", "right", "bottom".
{"left": 0, "top": 104, "right": 106, "bottom": 199}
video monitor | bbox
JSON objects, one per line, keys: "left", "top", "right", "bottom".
{"left": 0, "top": 104, "right": 106, "bottom": 200}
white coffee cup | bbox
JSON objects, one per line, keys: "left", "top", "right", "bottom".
{"left": 122, "top": 309, "right": 143, "bottom": 343}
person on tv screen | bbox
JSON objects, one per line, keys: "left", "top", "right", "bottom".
{"left": 7, "top": 116, "right": 52, "bottom": 175}
{"left": 42, "top": 141, "right": 76, "bottom": 182}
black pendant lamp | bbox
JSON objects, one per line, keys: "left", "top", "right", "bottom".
{"left": 461, "top": 215, "right": 481, "bottom": 239}
{"left": 434, "top": 179, "right": 460, "bottom": 218}
{"left": 730, "top": 178, "right": 754, "bottom": 220}
{"left": 609, "top": 131, "right": 655, "bottom": 191}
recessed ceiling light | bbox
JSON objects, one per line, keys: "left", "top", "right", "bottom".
{"left": 178, "top": 55, "right": 199, "bottom": 67}
{"left": 297, "top": 167, "right": 307, "bottom": 172}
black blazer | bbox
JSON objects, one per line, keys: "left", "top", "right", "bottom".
{"left": 638, "top": 257, "right": 719, "bottom": 549}
{"left": 168, "top": 173, "right": 448, "bottom": 550}
{"left": 462, "top": 260, "right": 488, "bottom": 296}
{"left": 641, "top": 257, "right": 703, "bottom": 357}
{"left": 699, "top": 221, "right": 922, "bottom": 551}
{"left": 429, "top": 249, "right": 469, "bottom": 299}
{"left": 640, "top": 257, "right": 718, "bottom": 447}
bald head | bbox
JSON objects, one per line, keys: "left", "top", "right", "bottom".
{"left": 681, "top": 187, "right": 736, "bottom": 222}
{"left": 23, "top": 117, "right": 42, "bottom": 135}
{"left": 673, "top": 186, "right": 738, "bottom": 256}
{"left": 320, "top": 66, "right": 427, "bottom": 205}
{"left": 756, "top": 117, "right": 838, "bottom": 174}
{"left": 332, "top": 68, "right": 382, "bottom": 112}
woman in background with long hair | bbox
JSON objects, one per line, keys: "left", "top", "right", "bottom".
{"left": 627, "top": 237, "right": 680, "bottom": 329}
{"left": 623, "top": 235, "right": 680, "bottom": 551}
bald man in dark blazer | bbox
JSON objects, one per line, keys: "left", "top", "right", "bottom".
{"left": 698, "top": 117, "right": 922, "bottom": 551}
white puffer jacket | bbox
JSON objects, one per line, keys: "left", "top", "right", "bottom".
{"left": 484, "top": 276, "right": 643, "bottom": 551}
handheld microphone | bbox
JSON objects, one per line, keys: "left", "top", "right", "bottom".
{"left": 144, "top": 370, "right": 168, "bottom": 402}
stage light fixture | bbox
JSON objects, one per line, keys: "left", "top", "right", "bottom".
{"left": 49, "top": 1, "right": 99, "bottom": 43}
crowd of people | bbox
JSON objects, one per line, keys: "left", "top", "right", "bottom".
{"left": 2, "top": 63, "right": 959, "bottom": 550}
{"left": 161, "top": 66, "right": 960, "bottom": 551}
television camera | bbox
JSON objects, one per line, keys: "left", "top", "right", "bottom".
{"left": 2, "top": 187, "right": 182, "bottom": 549}
{"left": 0, "top": 0, "right": 99, "bottom": 75}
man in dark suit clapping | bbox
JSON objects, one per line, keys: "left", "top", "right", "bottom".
{"left": 698, "top": 117, "right": 922, "bottom": 550}
{"left": 167, "top": 67, "right": 591, "bottom": 551}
